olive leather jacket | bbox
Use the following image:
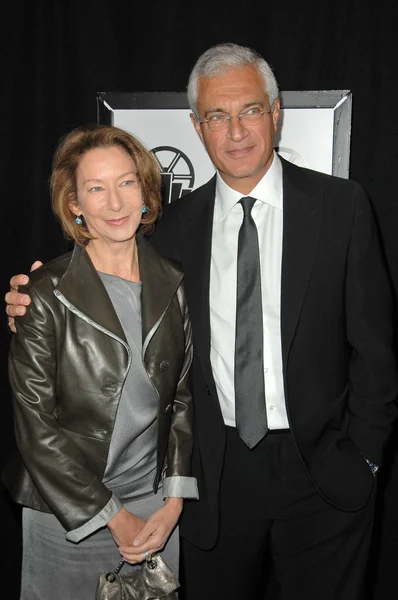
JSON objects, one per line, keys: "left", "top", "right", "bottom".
{"left": 3, "top": 233, "right": 194, "bottom": 533}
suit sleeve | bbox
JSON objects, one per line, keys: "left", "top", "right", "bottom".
{"left": 9, "top": 278, "right": 114, "bottom": 533}
{"left": 345, "top": 185, "right": 398, "bottom": 466}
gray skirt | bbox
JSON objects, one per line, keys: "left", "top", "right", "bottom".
{"left": 20, "top": 493, "right": 179, "bottom": 600}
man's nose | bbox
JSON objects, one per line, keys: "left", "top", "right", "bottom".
{"left": 227, "top": 116, "right": 248, "bottom": 141}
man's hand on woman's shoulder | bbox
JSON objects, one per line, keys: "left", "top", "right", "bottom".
{"left": 5, "top": 261, "right": 43, "bottom": 332}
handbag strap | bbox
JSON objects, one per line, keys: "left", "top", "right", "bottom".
{"left": 112, "top": 555, "right": 158, "bottom": 576}
{"left": 114, "top": 559, "right": 125, "bottom": 575}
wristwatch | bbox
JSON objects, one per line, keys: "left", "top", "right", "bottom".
{"left": 365, "top": 458, "right": 379, "bottom": 476}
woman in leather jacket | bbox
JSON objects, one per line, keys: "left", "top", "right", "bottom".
{"left": 3, "top": 124, "right": 198, "bottom": 600}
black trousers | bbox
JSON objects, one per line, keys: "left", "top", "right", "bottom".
{"left": 179, "top": 427, "right": 376, "bottom": 600}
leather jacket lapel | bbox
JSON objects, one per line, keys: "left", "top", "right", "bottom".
{"left": 55, "top": 244, "right": 126, "bottom": 341}
{"left": 137, "top": 233, "right": 183, "bottom": 354}
{"left": 55, "top": 236, "right": 184, "bottom": 354}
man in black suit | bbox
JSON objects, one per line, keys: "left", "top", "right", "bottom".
{"left": 6, "top": 44, "right": 398, "bottom": 599}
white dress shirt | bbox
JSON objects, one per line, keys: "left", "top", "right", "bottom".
{"left": 209, "top": 152, "right": 289, "bottom": 430}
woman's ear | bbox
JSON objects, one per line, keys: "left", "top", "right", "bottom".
{"left": 68, "top": 200, "right": 80, "bottom": 217}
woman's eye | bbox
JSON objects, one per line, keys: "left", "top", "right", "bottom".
{"left": 121, "top": 179, "right": 135, "bottom": 186}
{"left": 88, "top": 186, "right": 103, "bottom": 192}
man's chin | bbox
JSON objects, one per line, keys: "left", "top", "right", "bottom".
{"left": 222, "top": 163, "right": 267, "bottom": 182}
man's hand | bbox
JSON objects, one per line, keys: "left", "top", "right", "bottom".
{"left": 5, "top": 261, "right": 43, "bottom": 332}
{"left": 107, "top": 507, "right": 146, "bottom": 548}
{"left": 119, "top": 497, "right": 183, "bottom": 564}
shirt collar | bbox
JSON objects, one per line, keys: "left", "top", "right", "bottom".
{"left": 215, "top": 151, "right": 283, "bottom": 220}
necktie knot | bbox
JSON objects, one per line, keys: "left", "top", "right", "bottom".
{"left": 239, "top": 196, "right": 256, "bottom": 217}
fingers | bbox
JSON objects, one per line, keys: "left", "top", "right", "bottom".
{"left": 30, "top": 261, "right": 43, "bottom": 272}
{"left": 120, "top": 522, "right": 167, "bottom": 563}
{"left": 9, "top": 274, "right": 29, "bottom": 291}
{"left": 117, "top": 505, "right": 180, "bottom": 565}
{"left": 120, "top": 543, "right": 165, "bottom": 565}
{"left": 7, "top": 317, "right": 16, "bottom": 333}
{"left": 119, "top": 547, "right": 152, "bottom": 564}
{"left": 5, "top": 291, "right": 31, "bottom": 318}
{"left": 132, "top": 521, "right": 158, "bottom": 547}
{"left": 107, "top": 508, "right": 147, "bottom": 548}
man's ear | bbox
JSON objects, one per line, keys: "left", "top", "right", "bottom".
{"left": 271, "top": 98, "right": 281, "bottom": 133}
{"left": 190, "top": 112, "right": 204, "bottom": 144}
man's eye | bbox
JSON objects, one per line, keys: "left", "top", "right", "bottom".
{"left": 245, "top": 107, "right": 262, "bottom": 115}
{"left": 209, "top": 114, "right": 226, "bottom": 122}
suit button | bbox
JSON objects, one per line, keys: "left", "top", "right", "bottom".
{"left": 160, "top": 360, "right": 170, "bottom": 371}
{"left": 206, "top": 386, "right": 211, "bottom": 395}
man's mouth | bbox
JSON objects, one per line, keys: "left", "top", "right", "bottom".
{"left": 225, "top": 146, "right": 254, "bottom": 158}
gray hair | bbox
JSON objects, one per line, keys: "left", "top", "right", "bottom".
{"left": 187, "top": 43, "right": 279, "bottom": 119}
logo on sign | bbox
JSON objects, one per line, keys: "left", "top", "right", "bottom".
{"left": 151, "top": 146, "right": 195, "bottom": 204}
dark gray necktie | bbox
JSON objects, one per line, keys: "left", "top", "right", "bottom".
{"left": 234, "top": 196, "right": 267, "bottom": 448}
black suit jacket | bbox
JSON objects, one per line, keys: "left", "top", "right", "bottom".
{"left": 150, "top": 157, "right": 398, "bottom": 549}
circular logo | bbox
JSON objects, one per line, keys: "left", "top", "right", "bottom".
{"left": 151, "top": 146, "right": 195, "bottom": 204}
{"left": 275, "top": 146, "right": 308, "bottom": 168}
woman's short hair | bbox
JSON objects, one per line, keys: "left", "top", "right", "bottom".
{"left": 51, "top": 124, "right": 162, "bottom": 245}
{"left": 187, "top": 43, "right": 279, "bottom": 119}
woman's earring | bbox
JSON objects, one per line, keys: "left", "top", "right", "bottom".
{"left": 75, "top": 215, "right": 83, "bottom": 225}
{"left": 142, "top": 205, "right": 147, "bottom": 214}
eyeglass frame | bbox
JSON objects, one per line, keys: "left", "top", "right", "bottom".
{"left": 198, "top": 103, "right": 275, "bottom": 130}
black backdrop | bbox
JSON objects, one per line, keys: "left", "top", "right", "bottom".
{"left": 1, "top": 1, "right": 398, "bottom": 598}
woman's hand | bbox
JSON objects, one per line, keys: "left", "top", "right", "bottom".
{"left": 107, "top": 507, "right": 146, "bottom": 547}
{"left": 119, "top": 498, "right": 183, "bottom": 564}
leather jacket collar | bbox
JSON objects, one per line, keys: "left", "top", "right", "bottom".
{"left": 55, "top": 232, "right": 184, "bottom": 346}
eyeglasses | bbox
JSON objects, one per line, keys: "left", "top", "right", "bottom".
{"left": 199, "top": 106, "right": 272, "bottom": 131}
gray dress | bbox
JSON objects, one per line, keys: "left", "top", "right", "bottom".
{"left": 20, "top": 275, "right": 180, "bottom": 600}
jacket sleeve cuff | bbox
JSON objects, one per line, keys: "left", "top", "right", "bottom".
{"left": 65, "top": 493, "right": 123, "bottom": 543}
{"left": 162, "top": 476, "right": 199, "bottom": 499}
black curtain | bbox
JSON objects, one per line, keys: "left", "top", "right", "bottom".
{"left": 1, "top": 2, "right": 397, "bottom": 598}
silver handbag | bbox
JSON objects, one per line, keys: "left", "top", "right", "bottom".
{"left": 96, "top": 556, "right": 179, "bottom": 600}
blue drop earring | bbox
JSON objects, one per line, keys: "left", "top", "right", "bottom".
{"left": 75, "top": 215, "right": 83, "bottom": 225}
{"left": 142, "top": 205, "right": 147, "bottom": 214}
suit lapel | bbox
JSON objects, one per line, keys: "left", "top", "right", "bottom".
{"left": 177, "top": 177, "right": 216, "bottom": 389}
{"left": 280, "top": 159, "right": 323, "bottom": 365}
{"left": 174, "top": 162, "right": 323, "bottom": 389}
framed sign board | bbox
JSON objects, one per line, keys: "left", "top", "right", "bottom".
{"left": 97, "top": 90, "right": 351, "bottom": 204}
